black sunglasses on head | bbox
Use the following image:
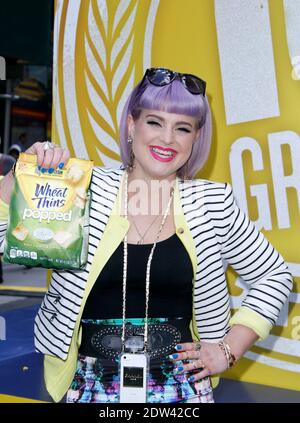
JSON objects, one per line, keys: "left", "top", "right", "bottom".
{"left": 143, "top": 67, "right": 206, "bottom": 96}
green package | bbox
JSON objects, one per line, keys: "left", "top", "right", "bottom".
{"left": 3, "top": 153, "right": 93, "bottom": 270}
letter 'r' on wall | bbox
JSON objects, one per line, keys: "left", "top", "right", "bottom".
{"left": 268, "top": 131, "right": 300, "bottom": 229}
{"left": 214, "top": 0, "right": 279, "bottom": 124}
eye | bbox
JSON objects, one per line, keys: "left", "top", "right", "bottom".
{"left": 177, "top": 127, "right": 191, "bottom": 133}
{"left": 147, "top": 120, "right": 161, "bottom": 126}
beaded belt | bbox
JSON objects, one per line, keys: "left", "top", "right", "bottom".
{"left": 79, "top": 321, "right": 183, "bottom": 361}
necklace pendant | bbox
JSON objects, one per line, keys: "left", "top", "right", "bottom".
{"left": 137, "top": 238, "right": 144, "bottom": 245}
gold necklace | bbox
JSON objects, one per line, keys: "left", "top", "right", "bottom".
{"left": 131, "top": 215, "right": 160, "bottom": 244}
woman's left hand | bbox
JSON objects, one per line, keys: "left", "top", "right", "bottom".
{"left": 169, "top": 341, "right": 228, "bottom": 382}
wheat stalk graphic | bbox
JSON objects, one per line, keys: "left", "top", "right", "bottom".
{"left": 84, "top": 0, "right": 138, "bottom": 167}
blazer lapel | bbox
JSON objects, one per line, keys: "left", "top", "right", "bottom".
{"left": 178, "top": 179, "right": 211, "bottom": 278}
{"left": 86, "top": 167, "right": 124, "bottom": 273}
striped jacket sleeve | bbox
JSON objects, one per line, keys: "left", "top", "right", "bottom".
{"left": 221, "top": 183, "right": 293, "bottom": 338}
{"left": 0, "top": 196, "right": 9, "bottom": 253}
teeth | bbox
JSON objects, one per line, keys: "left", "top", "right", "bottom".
{"left": 151, "top": 147, "right": 175, "bottom": 157}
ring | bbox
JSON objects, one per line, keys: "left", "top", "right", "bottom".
{"left": 192, "top": 359, "right": 205, "bottom": 371}
{"left": 195, "top": 342, "right": 202, "bottom": 351}
{"left": 43, "top": 141, "right": 55, "bottom": 151}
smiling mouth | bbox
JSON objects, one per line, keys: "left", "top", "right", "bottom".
{"left": 149, "top": 146, "right": 177, "bottom": 163}
{"left": 150, "top": 146, "right": 177, "bottom": 157}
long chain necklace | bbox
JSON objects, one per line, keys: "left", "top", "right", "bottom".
{"left": 121, "top": 170, "right": 175, "bottom": 352}
{"left": 131, "top": 214, "right": 160, "bottom": 244}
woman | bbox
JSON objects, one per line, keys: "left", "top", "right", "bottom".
{"left": 0, "top": 68, "right": 293, "bottom": 403}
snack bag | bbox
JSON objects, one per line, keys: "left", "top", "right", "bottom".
{"left": 3, "top": 153, "right": 93, "bottom": 270}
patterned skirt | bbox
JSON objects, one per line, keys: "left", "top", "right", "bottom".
{"left": 66, "top": 317, "right": 214, "bottom": 403}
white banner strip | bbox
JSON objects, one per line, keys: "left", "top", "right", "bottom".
{"left": 214, "top": 0, "right": 279, "bottom": 124}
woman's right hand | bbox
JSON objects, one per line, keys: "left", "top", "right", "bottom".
{"left": 25, "top": 141, "right": 70, "bottom": 172}
{"left": 0, "top": 141, "right": 70, "bottom": 205}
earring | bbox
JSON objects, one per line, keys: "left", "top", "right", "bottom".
{"left": 128, "top": 148, "right": 135, "bottom": 171}
{"left": 127, "top": 135, "right": 135, "bottom": 171}
{"left": 184, "top": 159, "right": 190, "bottom": 180}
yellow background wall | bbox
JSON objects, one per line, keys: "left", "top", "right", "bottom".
{"left": 53, "top": 0, "right": 300, "bottom": 391}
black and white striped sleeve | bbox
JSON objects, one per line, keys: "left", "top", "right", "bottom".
{"left": 0, "top": 221, "right": 7, "bottom": 252}
{"left": 221, "top": 183, "right": 293, "bottom": 328}
{"left": 0, "top": 197, "right": 9, "bottom": 252}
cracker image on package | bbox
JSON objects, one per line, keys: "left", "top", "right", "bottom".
{"left": 12, "top": 223, "right": 29, "bottom": 241}
{"left": 4, "top": 153, "right": 93, "bottom": 270}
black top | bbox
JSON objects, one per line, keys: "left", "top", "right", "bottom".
{"left": 82, "top": 233, "right": 194, "bottom": 319}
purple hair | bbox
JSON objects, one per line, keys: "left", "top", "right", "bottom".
{"left": 119, "top": 77, "right": 212, "bottom": 179}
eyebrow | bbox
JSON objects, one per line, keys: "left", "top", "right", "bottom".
{"left": 145, "top": 114, "right": 193, "bottom": 128}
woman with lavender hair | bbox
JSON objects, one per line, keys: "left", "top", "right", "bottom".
{"left": 0, "top": 68, "right": 293, "bottom": 403}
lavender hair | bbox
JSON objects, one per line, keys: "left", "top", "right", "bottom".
{"left": 119, "top": 77, "right": 212, "bottom": 179}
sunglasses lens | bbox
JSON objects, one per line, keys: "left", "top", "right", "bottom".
{"left": 147, "top": 68, "right": 174, "bottom": 86}
{"left": 145, "top": 68, "right": 206, "bottom": 95}
{"left": 182, "top": 75, "right": 206, "bottom": 95}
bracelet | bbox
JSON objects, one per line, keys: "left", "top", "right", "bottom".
{"left": 224, "top": 342, "right": 236, "bottom": 367}
{"left": 218, "top": 341, "right": 237, "bottom": 368}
